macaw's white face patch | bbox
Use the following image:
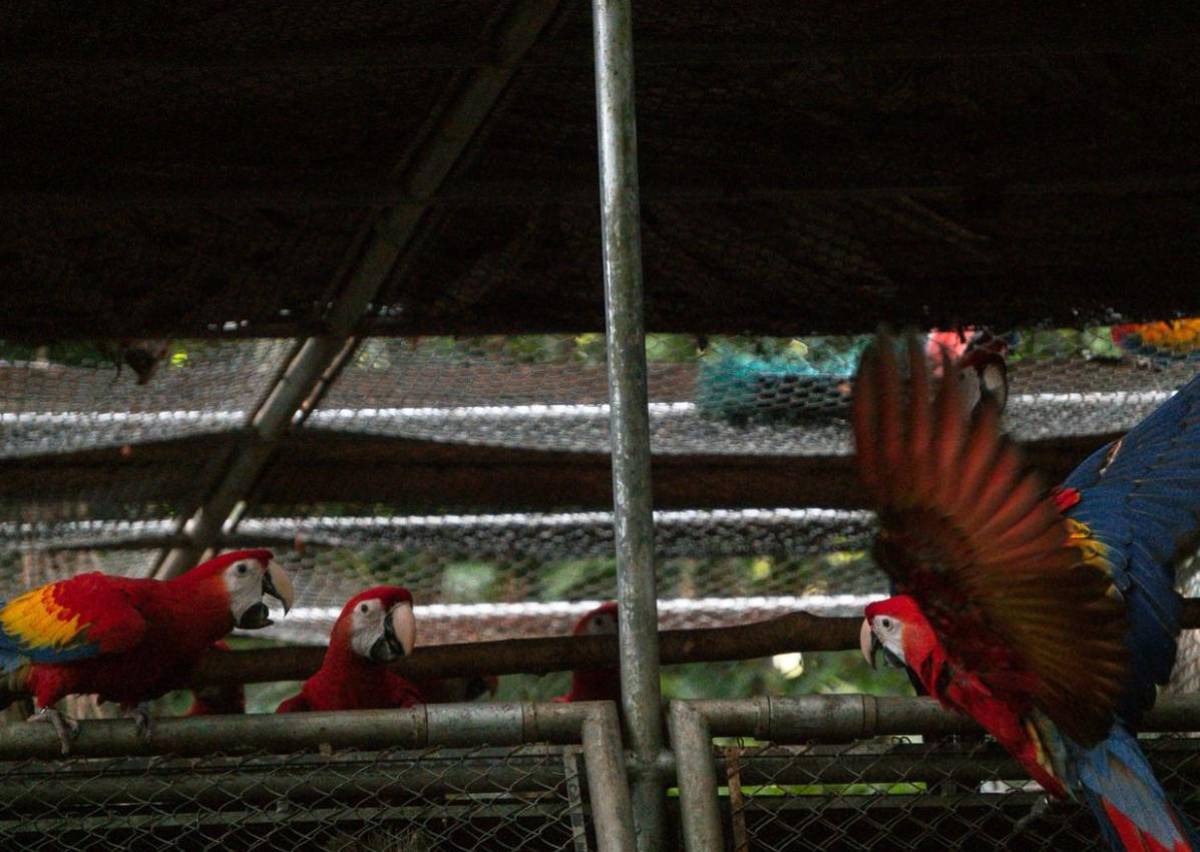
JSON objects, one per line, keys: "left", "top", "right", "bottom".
{"left": 350, "top": 599, "right": 416, "bottom": 662}
{"left": 350, "top": 598, "right": 388, "bottom": 660}
{"left": 582, "top": 608, "right": 618, "bottom": 635}
{"left": 224, "top": 558, "right": 293, "bottom": 629}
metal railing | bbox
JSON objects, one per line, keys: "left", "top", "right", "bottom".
{"left": 0, "top": 702, "right": 633, "bottom": 852}
{"left": 669, "top": 694, "right": 1200, "bottom": 851}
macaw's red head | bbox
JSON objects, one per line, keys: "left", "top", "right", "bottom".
{"left": 178, "top": 549, "right": 296, "bottom": 631}
{"left": 572, "top": 602, "right": 618, "bottom": 636}
{"left": 927, "top": 329, "right": 1009, "bottom": 417}
{"left": 955, "top": 347, "right": 1008, "bottom": 415}
{"left": 557, "top": 603, "right": 620, "bottom": 703}
{"left": 331, "top": 586, "right": 417, "bottom": 664}
{"left": 860, "top": 596, "right": 939, "bottom": 672}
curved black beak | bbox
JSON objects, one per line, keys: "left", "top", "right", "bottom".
{"left": 237, "top": 602, "right": 272, "bottom": 630}
{"left": 369, "top": 603, "right": 416, "bottom": 663}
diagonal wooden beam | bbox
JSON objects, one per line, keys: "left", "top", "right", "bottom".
{"left": 153, "top": 0, "right": 565, "bottom": 577}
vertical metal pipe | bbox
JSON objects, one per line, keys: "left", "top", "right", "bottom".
{"left": 591, "top": 0, "right": 665, "bottom": 847}
{"left": 581, "top": 705, "right": 639, "bottom": 852}
{"left": 670, "top": 702, "right": 725, "bottom": 851}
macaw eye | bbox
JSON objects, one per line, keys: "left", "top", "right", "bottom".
{"left": 879, "top": 616, "right": 893, "bottom": 630}
{"left": 360, "top": 603, "right": 370, "bottom": 613}
{"left": 236, "top": 563, "right": 247, "bottom": 575}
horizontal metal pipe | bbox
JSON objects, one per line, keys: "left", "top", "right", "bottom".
{"left": 693, "top": 694, "right": 1200, "bottom": 740}
{"left": 0, "top": 702, "right": 609, "bottom": 761}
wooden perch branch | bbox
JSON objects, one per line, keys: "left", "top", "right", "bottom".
{"left": 186, "top": 596, "right": 1200, "bottom": 687}
{"left": 0, "top": 600, "right": 1197, "bottom": 708}
{"left": 190, "top": 609, "right": 864, "bottom": 688}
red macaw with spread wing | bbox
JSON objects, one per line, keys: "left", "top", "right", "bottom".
{"left": 856, "top": 333, "right": 1200, "bottom": 851}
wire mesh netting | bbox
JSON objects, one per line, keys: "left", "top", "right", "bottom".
{"left": 713, "top": 736, "right": 1200, "bottom": 852}
{"left": 312, "top": 328, "right": 1198, "bottom": 453}
{"left": 0, "top": 745, "right": 596, "bottom": 852}
{"left": 0, "top": 542, "right": 878, "bottom": 646}
{"left": 3, "top": 325, "right": 1197, "bottom": 462}
{"left": 2, "top": 323, "right": 1199, "bottom": 642}
{"left": 0, "top": 339, "right": 294, "bottom": 457}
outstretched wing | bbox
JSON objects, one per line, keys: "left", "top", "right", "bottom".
{"left": 1061, "top": 372, "right": 1200, "bottom": 725}
{"left": 854, "top": 333, "right": 1127, "bottom": 746}
{"left": 0, "top": 573, "right": 147, "bottom": 672}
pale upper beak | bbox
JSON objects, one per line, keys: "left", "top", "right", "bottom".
{"left": 263, "top": 561, "right": 295, "bottom": 615}
{"left": 237, "top": 561, "right": 295, "bottom": 630}
{"left": 389, "top": 602, "right": 416, "bottom": 658}
{"left": 370, "top": 602, "right": 417, "bottom": 662}
{"left": 860, "top": 619, "right": 880, "bottom": 670}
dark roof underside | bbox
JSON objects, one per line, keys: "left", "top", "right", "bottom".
{"left": 4, "top": 1, "right": 1200, "bottom": 340}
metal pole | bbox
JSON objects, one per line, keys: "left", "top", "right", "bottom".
{"left": 669, "top": 701, "right": 725, "bottom": 851}
{"left": 581, "top": 704, "right": 639, "bottom": 852}
{"left": 591, "top": 1, "right": 665, "bottom": 847}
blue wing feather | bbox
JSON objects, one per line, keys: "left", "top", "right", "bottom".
{"left": 1063, "top": 372, "right": 1200, "bottom": 726}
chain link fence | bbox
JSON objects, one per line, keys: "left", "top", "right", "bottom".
{"left": 671, "top": 696, "right": 1200, "bottom": 851}
{"left": 0, "top": 745, "right": 595, "bottom": 852}
{"left": 714, "top": 736, "right": 1200, "bottom": 852}
{"left": 0, "top": 701, "right": 636, "bottom": 852}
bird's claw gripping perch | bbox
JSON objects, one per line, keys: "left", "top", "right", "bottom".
{"left": 125, "top": 703, "right": 154, "bottom": 739}
{"left": 28, "top": 708, "right": 80, "bottom": 755}
{"left": 1012, "top": 794, "right": 1050, "bottom": 834}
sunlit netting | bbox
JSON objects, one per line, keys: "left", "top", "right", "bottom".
{"left": 1, "top": 327, "right": 1195, "bottom": 462}
{"left": 0, "top": 339, "right": 293, "bottom": 457}
{"left": 0, "top": 745, "right": 593, "bottom": 852}
{"left": 713, "top": 736, "right": 1200, "bottom": 852}
{"left": 314, "top": 329, "right": 1194, "bottom": 452}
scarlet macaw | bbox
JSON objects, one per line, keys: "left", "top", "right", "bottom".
{"left": 926, "top": 327, "right": 1009, "bottom": 416}
{"left": 185, "top": 641, "right": 246, "bottom": 716}
{"left": 855, "top": 333, "right": 1200, "bottom": 850}
{"left": 0, "top": 549, "right": 293, "bottom": 752}
{"left": 554, "top": 602, "right": 619, "bottom": 703}
{"left": 276, "top": 586, "right": 422, "bottom": 713}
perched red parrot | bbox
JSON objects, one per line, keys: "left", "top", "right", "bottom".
{"left": 554, "top": 602, "right": 619, "bottom": 703}
{"left": 185, "top": 641, "right": 246, "bottom": 716}
{"left": 855, "top": 333, "right": 1200, "bottom": 851}
{"left": 0, "top": 549, "right": 293, "bottom": 752}
{"left": 926, "top": 327, "right": 1009, "bottom": 415}
{"left": 276, "top": 586, "right": 422, "bottom": 713}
